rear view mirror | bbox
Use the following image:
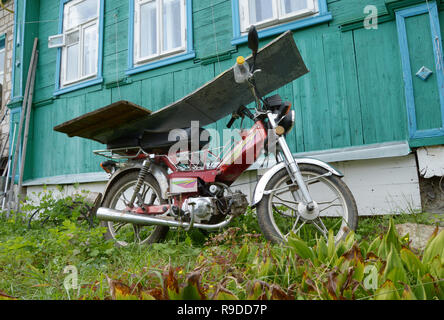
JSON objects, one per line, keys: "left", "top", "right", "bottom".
{"left": 248, "top": 25, "right": 259, "bottom": 57}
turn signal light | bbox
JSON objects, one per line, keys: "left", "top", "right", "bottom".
{"left": 275, "top": 126, "right": 285, "bottom": 136}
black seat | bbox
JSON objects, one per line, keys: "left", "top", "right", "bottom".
{"left": 107, "top": 127, "right": 210, "bottom": 153}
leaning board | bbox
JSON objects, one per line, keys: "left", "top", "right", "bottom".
{"left": 54, "top": 30, "right": 309, "bottom": 145}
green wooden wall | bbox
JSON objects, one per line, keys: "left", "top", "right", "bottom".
{"left": 8, "top": 0, "right": 444, "bottom": 181}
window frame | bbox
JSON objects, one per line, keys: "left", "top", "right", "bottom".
{"left": 54, "top": 0, "right": 104, "bottom": 96}
{"left": 134, "top": 0, "right": 187, "bottom": 64}
{"left": 0, "top": 34, "right": 6, "bottom": 90}
{"left": 127, "top": 0, "right": 195, "bottom": 76}
{"left": 231, "top": 0, "right": 332, "bottom": 45}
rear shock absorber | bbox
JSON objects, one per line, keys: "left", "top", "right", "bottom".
{"left": 129, "top": 160, "right": 151, "bottom": 207}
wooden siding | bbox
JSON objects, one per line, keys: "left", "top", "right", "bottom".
{"left": 8, "top": 0, "right": 444, "bottom": 181}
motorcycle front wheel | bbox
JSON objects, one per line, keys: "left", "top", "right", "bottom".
{"left": 256, "top": 164, "right": 358, "bottom": 244}
{"left": 100, "top": 171, "right": 169, "bottom": 247}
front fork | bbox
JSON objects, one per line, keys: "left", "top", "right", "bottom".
{"left": 267, "top": 113, "right": 315, "bottom": 211}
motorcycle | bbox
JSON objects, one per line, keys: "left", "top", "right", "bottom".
{"left": 55, "top": 26, "right": 358, "bottom": 246}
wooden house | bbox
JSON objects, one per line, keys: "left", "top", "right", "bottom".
{"left": 7, "top": 0, "right": 444, "bottom": 214}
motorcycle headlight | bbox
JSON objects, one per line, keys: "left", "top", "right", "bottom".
{"left": 279, "top": 110, "right": 295, "bottom": 135}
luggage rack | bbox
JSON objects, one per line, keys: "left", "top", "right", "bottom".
{"left": 165, "top": 146, "right": 226, "bottom": 171}
{"left": 93, "top": 147, "right": 148, "bottom": 160}
{"left": 93, "top": 140, "right": 243, "bottom": 171}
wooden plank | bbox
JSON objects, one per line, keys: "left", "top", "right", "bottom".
{"left": 294, "top": 28, "right": 332, "bottom": 152}
{"left": 322, "top": 31, "right": 352, "bottom": 149}
{"left": 328, "top": 0, "right": 388, "bottom": 26}
{"left": 112, "top": 80, "right": 142, "bottom": 106}
{"left": 133, "top": 30, "right": 308, "bottom": 132}
{"left": 193, "top": 0, "right": 235, "bottom": 58}
{"left": 354, "top": 22, "right": 407, "bottom": 144}
{"left": 53, "top": 101, "right": 152, "bottom": 141}
{"left": 141, "top": 73, "right": 175, "bottom": 112}
{"left": 55, "top": 31, "right": 309, "bottom": 145}
{"left": 405, "top": 13, "right": 442, "bottom": 131}
{"left": 341, "top": 31, "right": 364, "bottom": 146}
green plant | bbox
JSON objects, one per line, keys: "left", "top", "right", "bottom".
{"left": 0, "top": 190, "right": 442, "bottom": 300}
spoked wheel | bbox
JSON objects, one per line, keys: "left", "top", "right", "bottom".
{"left": 256, "top": 164, "right": 358, "bottom": 245}
{"left": 101, "top": 171, "right": 169, "bottom": 247}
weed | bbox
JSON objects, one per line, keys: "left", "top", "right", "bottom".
{"left": 0, "top": 192, "right": 442, "bottom": 300}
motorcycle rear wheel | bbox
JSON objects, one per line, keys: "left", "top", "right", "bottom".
{"left": 256, "top": 164, "right": 358, "bottom": 244}
{"left": 101, "top": 171, "right": 169, "bottom": 247}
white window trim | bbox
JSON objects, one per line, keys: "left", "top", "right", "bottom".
{"left": 239, "top": 0, "right": 319, "bottom": 33}
{"left": 0, "top": 47, "right": 5, "bottom": 87}
{"left": 60, "top": 0, "right": 100, "bottom": 88}
{"left": 134, "top": 0, "right": 187, "bottom": 66}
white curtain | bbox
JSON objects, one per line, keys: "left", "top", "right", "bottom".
{"left": 66, "top": 44, "right": 79, "bottom": 82}
{"left": 83, "top": 24, "right": 97, "bottom": 76}
{"left": 67, "top": 0, "right": 98, "bottom": 29}
{"left": 140, "top": 1, "right": 158, "bottom": 57}
{"left": 281, "top": 0, "right": 309, "bottom": 15}
{"left": 249, "top": 0, "right": 274, "bottom": 24}
{"left": 162, "top": 0, "right": 182, "bottom": 52}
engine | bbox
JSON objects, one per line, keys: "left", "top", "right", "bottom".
{"left": 181, "top": 197, "right": 216, "bottom": 223}
{"left": 181, "top": 188, "right": 249, "bottom": 223}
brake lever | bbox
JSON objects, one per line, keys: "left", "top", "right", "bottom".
{"left": 227, "top": 116, "right": 236, "bottom": 129}
{"left": 227, "top": 112, "right": 241, "bottom": 128}
{"left": 247, "top": 69, "right": 262, "bottom": 81}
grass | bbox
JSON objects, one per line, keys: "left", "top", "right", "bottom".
{"left": 356, "top": 211, "right": 443, "bottom": 241}
{"left": 0, "top": 194, "right": 442, "bottom": 300}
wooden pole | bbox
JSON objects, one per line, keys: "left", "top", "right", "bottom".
{"left": 0, "top": 131, "right": 9, "bottom": 164}
{"left": 16, "top": 49, "right": 39, "bottom": 212}
{"left": 7, "top": 38, "right": 38, "bottom": 214}
{"left": 2, "top": 123, "right": 17, "bottom": 213}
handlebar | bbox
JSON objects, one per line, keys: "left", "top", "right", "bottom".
{"left": 226, "top": 106, "right": 255, "bottom": 128}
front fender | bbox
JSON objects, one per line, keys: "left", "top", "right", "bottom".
{"left": 101, "top": 162, "right": 169, "bottom": 203}
{"left": 251, "top": 158, "right": 343, "bottom": 207}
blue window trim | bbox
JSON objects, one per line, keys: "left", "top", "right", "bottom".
{"left": 53, "top": 0, "right": 104, "bottom": 97}
{"left": 231, "top": 0, "right": 332, "bottom": 46}
{"left": 10, "top": 0, "right": 24, "bottom": 102}
{"left": 0, "top": 34, "right": 5, "bottom": 48}
{"left": 10, "top": 0, "right": 17, "bottom": 100}
{"left": 396, "top": 2, "right": 444, "bottom": 139}
{"left": 126, "top": 0, "right": 195, "bottom": 76}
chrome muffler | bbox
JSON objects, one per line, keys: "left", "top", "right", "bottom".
{"left": 96, "top": 207, "right": 233, "bottom": 230}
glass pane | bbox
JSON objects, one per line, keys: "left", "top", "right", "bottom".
{"left": 162, "top": 0, "right": 182, "bottom": 52}
{"left": 83, "top": 24, "right": 97, "bottom": 76}
{"left": 281, "top": 0, "right": 309, "bottom": 15}
{"left": 66, "top": 44, "right": 79, "bottom": 82}
{"left": 66, "top": 30, "right": 80, "bottom": 46}
{"left": 140, "top": 1, "right": 158, "bottom": 57}
{"left": 67, "top": 0, "right": 98, "bottom": 29}
{"left": 249, "top": 0, "right": 274, "bottom": 24}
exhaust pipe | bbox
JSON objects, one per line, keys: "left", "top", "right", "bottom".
{"left": 97, "top": 207, "right": 233, "bottom": 230}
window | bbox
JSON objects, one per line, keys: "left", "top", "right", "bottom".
{"left": 134, "top": 0, "right": 186, "bottom": 64}
{"left": 232, "top": 0, "right": 331, "bottom": 45}
{"left": 127, "top": 0, "right": 195, "bottom": 75}
{"left": 239, "top": 0, "right": 317, "bottom": 32}
{"left": 60, "top": 0, "right": 100, "bottom": 87}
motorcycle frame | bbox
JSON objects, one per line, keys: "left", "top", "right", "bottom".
{"left": 100, "top": 80, "right": 317, "bottom": 215}
{"left": 147, "top": 119, "right": 268, "bottom": 209}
